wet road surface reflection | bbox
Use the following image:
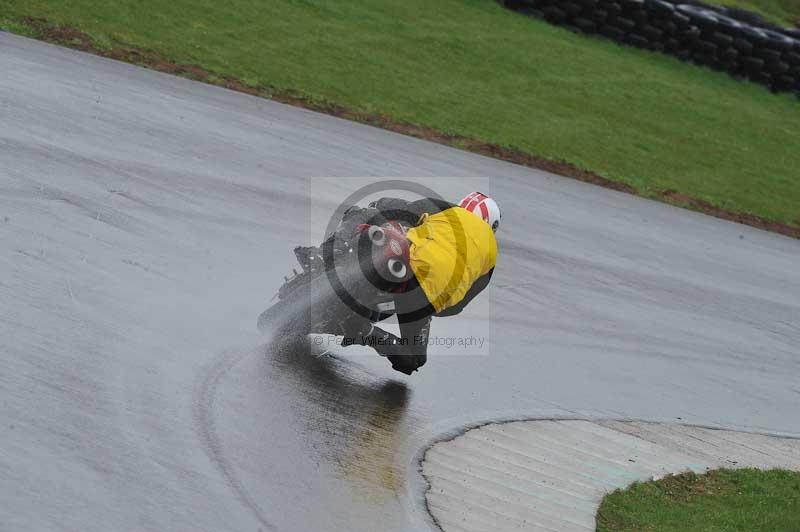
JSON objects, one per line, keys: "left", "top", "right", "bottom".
{"left": 270, "top": 339, "right": 411, "bottom": 495}
{"left": 209, "top": 336, "right": 419, "bottom": 531}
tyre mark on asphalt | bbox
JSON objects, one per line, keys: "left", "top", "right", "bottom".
{"left": 193, "top": 347, "right": 277, "bottom": 531}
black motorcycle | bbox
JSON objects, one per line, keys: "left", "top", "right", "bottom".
{"left": 257, "top": 222, "right": 412, "bottom": 347}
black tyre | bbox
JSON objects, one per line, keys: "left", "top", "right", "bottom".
{"left": 740, "top": 56, "right": 764, "bottom": 73}
{"left": 676, "top": 5, "right": 719, "bottom": 30}
{"left": 599, "top": 25, "right": 626, "bottom": 41}
{"left": 693, "top": 39, "right": 718, "bottom": 56}
{"left": 629, "top": 9, "right": 649, "bottom": 23}
{"left": 661, "top": 20, "right": 678, "bottom": 35}
{"left": 543, "top": 6, "right": 567, "bottom": 23}
{"left": 771, "top": 74, "right": 796, "bottom": 91}
{"left": 664, "top": 37, "right": 680, "bottom": 51}
{"left": 691, "top": 53, "right": 717, "bottom": 67}
{"left": 711, "top": 31, "right": 734, "bottom": 47}
{"left": 712, "top": 12, "right": 750, "bottom": 35}
{"left": 766, "top": 60, "right": 790, "bottom": 74}
{"left": 721, "top": 7, "right": 767, "bottom": 28}
{"left": 762, "top": 30, "right": 795, "bottom": 52}
{"left": 619, "top": 0, "right": 645, "bottom": 10}
{"left": 720, "top": 47, "right": 738, "bottom": 63}
{"left": 737, "top": 26, "right": 769, "bottom": 45}
{"left": 605, "top": 2, "right": 623, "bottom": 16}
{"left": 647, "top": 0, "right": 675, "bottom": 18}
{"left": 612, "top": 16, "right": 636, "bottom": 31}
{"left": 756, "top": 47, "right": 782, "bottom": 63}
{"left": 679, "top": 26, "right": 702, "bottom": 42}
{"left": 786, "top": 52, "right": 800, "bottom": 66}
{"left": 674, "top": 49, "right": 691, "bottom": 61}
{"left": 574, "top": 17, "right": 597, "bottom": 33}
{"left": 641, "top": 24, "right": 663, "bottom": 41}
{"left": 626, "top": 33, "right": 649, "bottom": 48}
{"left": 590, "top": 9, "right": 608, "bottom": 23}
{"left": 672, "top": 12, "right": 692, "bottom": 30}
{"left": 732, "top": 37, "right": 753, "bottom": 54}
{"left": 519, "top": 7, "right": 545, "bottom": 18}
{"left": 514, "top": 0, "right": 548, "bottom": 9}
{"left": 563, "top": 2, "right": 582, "bottom": 16}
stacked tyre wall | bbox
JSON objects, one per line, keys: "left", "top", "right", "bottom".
{"left": 504, "top": 0, "right": 800, "bottom": 96}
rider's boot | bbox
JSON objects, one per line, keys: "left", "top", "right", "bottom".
{"left": 341, "top": 323, "right": 399, "bottom": 352}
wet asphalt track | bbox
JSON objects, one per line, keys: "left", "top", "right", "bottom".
{"left": 1, "top": 32, "right": 799, "bottom": 532}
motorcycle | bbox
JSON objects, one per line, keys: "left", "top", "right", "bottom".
{"left": 257, "top": 221, "right": 412, "bottom": 348}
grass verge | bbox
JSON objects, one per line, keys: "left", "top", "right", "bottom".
{"left": 716, "top": 0, "right": 800, "bottom": 27}
{"left": 1, "top": 1, "right": 799, "bottom": 237}
{"left": 597, "top": 468, "right": 800, "bottom": 532}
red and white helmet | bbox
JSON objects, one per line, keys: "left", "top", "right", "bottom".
{"left": 458, "top": 191, "right": 501, "bottom": 233}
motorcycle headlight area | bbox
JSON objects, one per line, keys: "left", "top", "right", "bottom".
{"left": 386, "top": 258, "right": 407, "bottom": 280}
{"left": 367, "top": 225, "right": 385, "bottom": 246}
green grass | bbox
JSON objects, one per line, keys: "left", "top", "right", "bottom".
{"left": 597, "top": 468, "right": 800, "bottom": 532}
{"left": 1, "top": 0, "right": 799, "bottom": 227}
{"left": 716, "top": 0, "right": 800, "bottom": 27}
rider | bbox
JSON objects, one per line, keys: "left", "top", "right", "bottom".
{"left": 321, "top": 192, "right": 500, "bottom": 375}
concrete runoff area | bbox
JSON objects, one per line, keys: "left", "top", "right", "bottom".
{"left": 1, "top": 31, "right": 800, "bottom": 532}
{"left": 423, "top": 420, "right": 800, "bottom": 532}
